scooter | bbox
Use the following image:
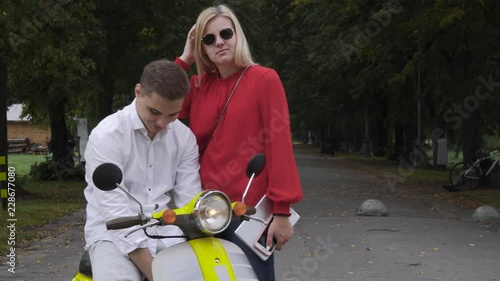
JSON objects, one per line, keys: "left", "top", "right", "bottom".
{"left": 72, "top": 154, "right": 268, "bottom": 281}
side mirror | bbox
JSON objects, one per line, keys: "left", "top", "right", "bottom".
{"left": 245, "top": 153, "right": 266, "bottom": 178}
{"left": 92, "top": 163, "right": 123, "bottom": 191}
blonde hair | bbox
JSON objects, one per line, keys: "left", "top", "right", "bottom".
{"left": 193, "top": 5, "right": 255, "bottom": 84}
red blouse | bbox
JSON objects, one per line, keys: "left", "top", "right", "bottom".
{"left": 176, "top": 58, "right": 303, "bottom": 214}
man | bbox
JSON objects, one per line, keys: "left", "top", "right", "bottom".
{"left": 83, "top": 59, "right": 201, "bottom": 281}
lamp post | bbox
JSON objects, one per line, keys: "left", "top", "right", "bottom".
{"left": 413, "top": 32, "right": 428, "bottom": 167}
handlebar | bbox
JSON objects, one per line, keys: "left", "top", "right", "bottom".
{"left": 106, "top": 215, "right": 143, "bottom": 230}
{"left": 107, "top": 204, "right": 258, "bottom": 230}
{"left": 232, "top": 202, "right": 257, "bottom": 217}
{"left": 245, "top": 206, "right": 257, "bottom": 216}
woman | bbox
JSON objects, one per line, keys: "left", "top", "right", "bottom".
{"left": 175, "top": 4, "right": 303, "bottom": 280}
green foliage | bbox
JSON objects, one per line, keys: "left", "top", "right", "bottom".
{"left": 2, "top": 0, "right": 500, "bottom": 167}
{"left": 274, "top": 0, "right": 500, "bottom": 159}
{"left": 29, "top": 160, "right": 85, "bottom": 181}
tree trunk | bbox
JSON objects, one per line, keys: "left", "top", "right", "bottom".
{"left": 432, "top": 113, "right": 448, "bottom": 167}
{"left": 374, "top": 98, "right": 388, "bottom": 157}
{"left": 392, "top": 123, "right": 405, "bottom": 160}
{"left": 453, "top": 49, "right": 482, "bottom": 165}
{"left": 360, "top": 118, "right": 374, "bottom": 157}
{"left": 98, "top": 73, "right": 114, "bottom": 121}
{"left": 360, "top": 99, "right": 374, "bottom": 157}
{"left": 48, "top": 98, "right": 73, "bottom": 171}
{"left": 403, "top": 123, "right": 418, "bottom": 159}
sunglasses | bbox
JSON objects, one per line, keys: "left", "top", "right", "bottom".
{"left": 201, "top": 28, "right": 234, "bottom": 46}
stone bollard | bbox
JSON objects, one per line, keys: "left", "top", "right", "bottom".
{"left": 472, "top": 205, "right": 500, "bottom": 223}
{"left": 355, "top": 199, "right": 390, "bottom": 216}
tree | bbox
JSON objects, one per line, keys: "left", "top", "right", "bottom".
{"left": 3, "top": 0, "right": 499, "bottom": 176}
{"left": 92, "top": 0, "right": 213, "bottom": 121}
{"left": 5, "top": 0, "right": 105, "bottom": 177}
{"left": 273, "top": 0, "right": 500, "bottom": 164}
{"left": 395, "top": 0, "right": 500, "bottom": 164}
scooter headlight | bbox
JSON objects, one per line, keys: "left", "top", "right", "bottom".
{"left": 193, "top": 191, "right": 232, "bottom": 234}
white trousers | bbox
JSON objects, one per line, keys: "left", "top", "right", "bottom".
{"left": 88, "top": 240, "right": 165, "bottom": 281}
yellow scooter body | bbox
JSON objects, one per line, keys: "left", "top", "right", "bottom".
{"left": 71, "top": 272, "right": 92, "bottom": 281}
{"left": 72, "top": 190, "right": 259, "bottom": 280}
{"left": 153, "top": 237, "right": 258, "bottom": 281}
{"left": 72, "top": 238, "right": 258, "bottom": 281}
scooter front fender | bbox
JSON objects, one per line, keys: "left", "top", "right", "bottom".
{"left": 71, "top": 272, "right": 93, "bottom": 281}
{"left": 153, "top": 237, "right": 257, "bottom": 281}
{"left": 72, "top": 250, "right": 93, "bottom": 281}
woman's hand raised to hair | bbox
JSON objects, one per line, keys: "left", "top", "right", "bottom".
{"left": 179, "top": 25, "right": 196, "bottom": 67}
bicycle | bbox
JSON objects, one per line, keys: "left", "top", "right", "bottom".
{"left": 448, "top": 147, "right": 500, "bottom": 190}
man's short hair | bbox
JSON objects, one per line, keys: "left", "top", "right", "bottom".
{"left": 139, "top": 59, "right": 189, "bottom": 100}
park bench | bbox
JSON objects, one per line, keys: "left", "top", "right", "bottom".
{"left": 8, "top": 138, "right": 30, "bottom": 153}
{"left": 31, "top": 143, "right": 49, "bottom": 155}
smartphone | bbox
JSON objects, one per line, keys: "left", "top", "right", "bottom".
{"left": 234, "top": 195, "right": 300, "bottom": 261}
{"left": 254, "top": 217, "right": 277, "bottom": 255}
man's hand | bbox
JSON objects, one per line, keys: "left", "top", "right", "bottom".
{"left": 129, "top": 248, "right": 154, "bottom": 281}
{"left": 267, "top": 216, "right": 293, "bottom": 251}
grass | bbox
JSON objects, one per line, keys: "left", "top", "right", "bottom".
{"left": 334, "top": 151, "right": 500, "bottom": 210}
{"left": 1, "top": 153, "right": 87, "bottom": 255}
{"left": 0, "top": 180, "right": 86, "bottom": 255}
{"left": 6, "top": 153, "right": 48, "bottom": 176}
{"left": 340, "top": 153, "right": 450, "bottom": 184}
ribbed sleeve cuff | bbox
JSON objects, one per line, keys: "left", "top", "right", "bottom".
{"left": 273, "top": 201, "right": 291, "bottom": 216}
{"left": 175, "top": 57, "right": 191, "bottom": 72}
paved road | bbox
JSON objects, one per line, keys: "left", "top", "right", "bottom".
{"left": 276, "top": 146, "right": 499, "bottom": 281}
{"left": 2, "top": 145, "right": 499, "bottom": 280}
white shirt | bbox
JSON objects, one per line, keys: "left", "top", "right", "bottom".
{"left": 83, "top": 99, "right": 201, "bottom": 256}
